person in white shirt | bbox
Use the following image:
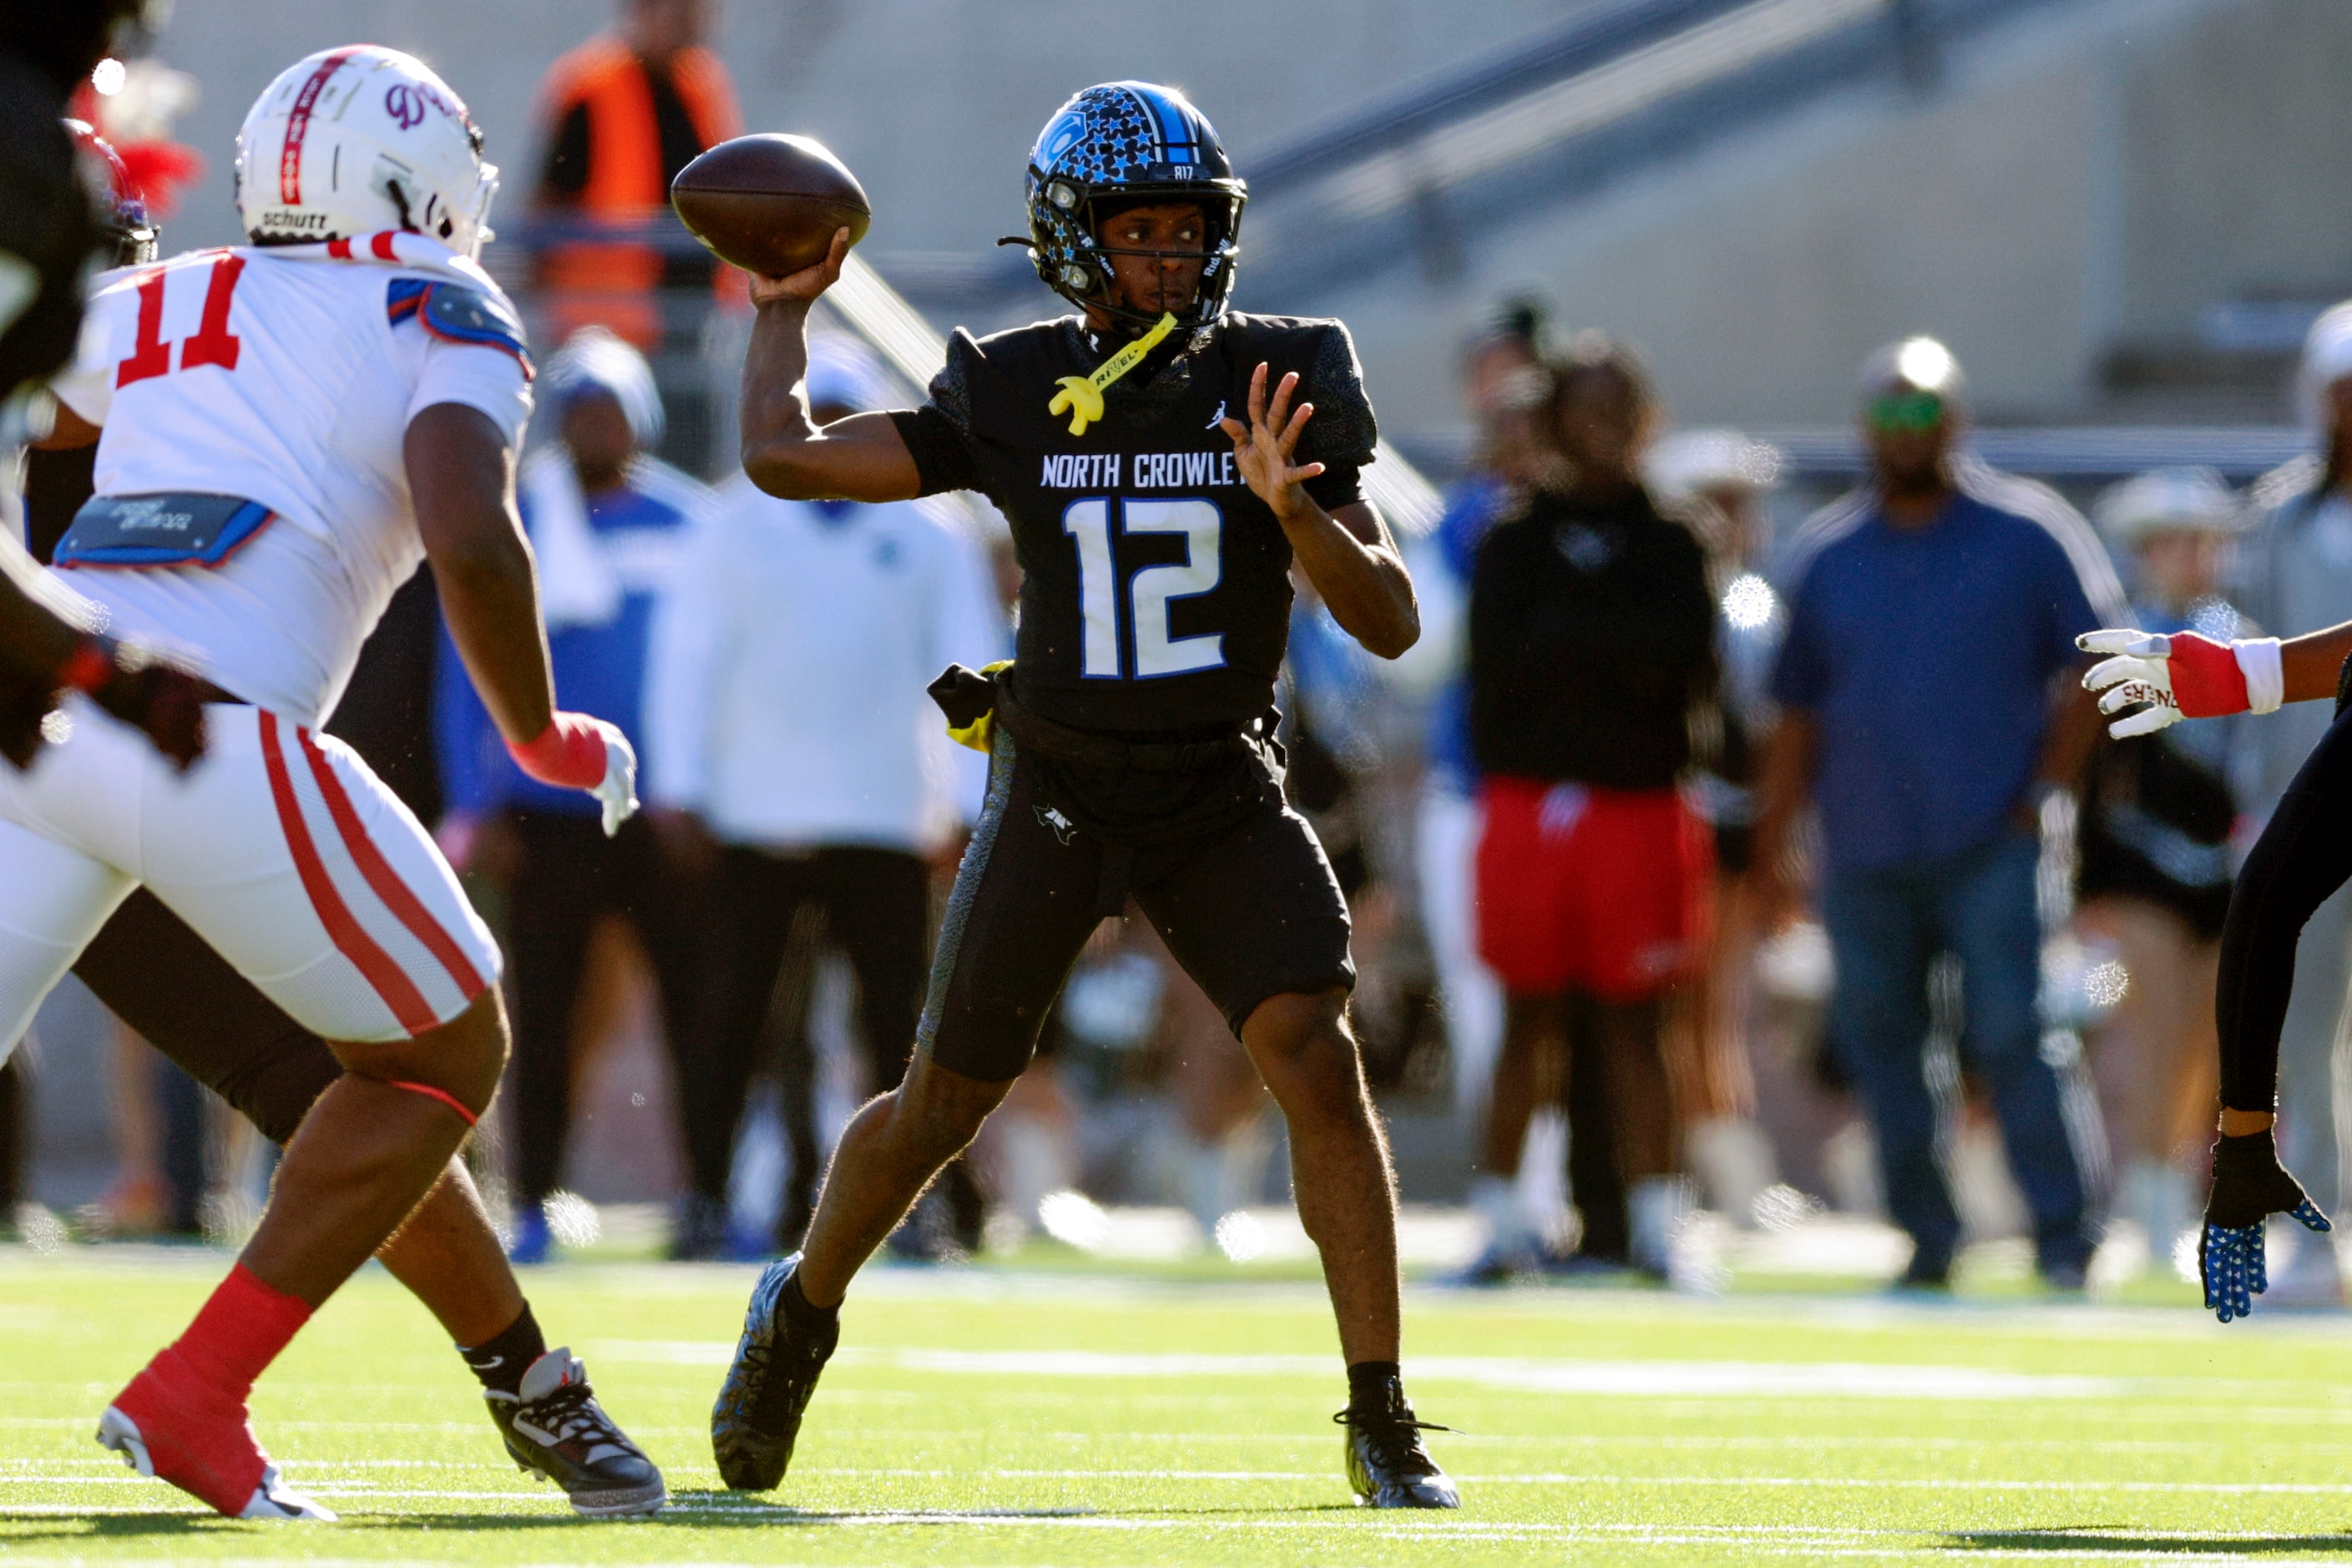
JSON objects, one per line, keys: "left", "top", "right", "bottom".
{"left": 645, "top": 334, "right": 1005, "bottom": 1254}
{"left": 10, "top": 48, "right": 649, "bottom": 1521}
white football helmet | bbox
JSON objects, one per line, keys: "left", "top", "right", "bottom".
{"left": 235, "top": 47, "right": 498, "bottom": 257}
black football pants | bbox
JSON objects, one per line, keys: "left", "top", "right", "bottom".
{"left": 2218, "top": 698, "right": 2352, "bottom": 1112}
{"left": 503, "top": 808, "right": 706, "bottom": 1207}
{"left": 680, "top": 844, "right": 931, "bottom": 1210}
{"left": 923, "top": 734, "right": 1357, "bottom": 1082}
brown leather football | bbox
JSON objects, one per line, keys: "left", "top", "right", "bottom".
{"left": 670, "top": 134, "right": 871, "bottom": 278}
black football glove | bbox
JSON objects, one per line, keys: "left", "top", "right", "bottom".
{"left": 2200, "top": 1129, "right": 2330, "bottom": 1323}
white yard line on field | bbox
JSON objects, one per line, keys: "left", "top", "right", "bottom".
{"left": 18, "top": 1465, "right": 2352, "bottom": 1498}
{"left": 592, "top": 1343, "right": 2135, "bottom": 1400}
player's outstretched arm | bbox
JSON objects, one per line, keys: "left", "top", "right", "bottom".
{"left": 409, "top": 404, "right": 638, "bottom": 834}
{"left": 2079, "top": 620, "right": 2352, "bottom": 736}
{"left": 1222, "top": 363, "right": 1419, "bottom": 660}
{"left": 740, "top": 228, "right": 923, "bottom": 503}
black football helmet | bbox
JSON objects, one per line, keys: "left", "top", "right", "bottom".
{"left": 1022, "top": 82, "right": 1247, "bottom": 331}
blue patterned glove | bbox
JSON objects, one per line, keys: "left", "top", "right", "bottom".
{"left": 2201, "top": 1129, "right": 2331, "bottom": 1323}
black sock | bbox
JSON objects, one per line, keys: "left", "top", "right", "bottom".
{"left": 1348, "top": 1359, "right": 1403, "bottom": 1410}
{"left": 459, "top": 1302, "right": 547, "bottom": 1397}
{"left": 781, "top": 1267, "right": 840, "bottom": 1329}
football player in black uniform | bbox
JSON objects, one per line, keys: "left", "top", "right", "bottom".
{"left": 709, "top": 83, "right": 1455, "bottom": 1510}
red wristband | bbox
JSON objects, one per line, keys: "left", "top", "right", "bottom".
{"left": 55, "top": 635, "right": 115, "bottom": 696}
{"left": 506, "top": 713, "right": 608, "bottom": 790}
{"left": 2166, "top": 631, "right": 2251, "bottom": 719}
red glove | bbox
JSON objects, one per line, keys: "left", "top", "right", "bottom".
{"left": 2160, "top": 632, "right": 2252, "bottom": 718}
{"left": 506, "top": 712, "right": 639, "bottom": 836}
{"left": 2080, "top": 628, "right": 2283, "bottom": 738}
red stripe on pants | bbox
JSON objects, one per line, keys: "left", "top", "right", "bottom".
{"left": 293, "top": 727, "right": 485, "bottom": 999}
{"left": 257, "top": 711, "right": 437, "bottom": 1035}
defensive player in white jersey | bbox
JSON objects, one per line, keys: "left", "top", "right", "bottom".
{"left": 13, "top": 48, "right": 637, "bottom": 1521}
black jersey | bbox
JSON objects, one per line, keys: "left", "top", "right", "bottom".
{"left": 893, "top": 311, "right": 1378, "bottom": 736}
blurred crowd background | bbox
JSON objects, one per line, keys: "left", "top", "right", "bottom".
{"left": 13, "top": 0, "right": 2352, "bottom": 1296}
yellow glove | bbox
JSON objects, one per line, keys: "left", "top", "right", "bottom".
{"left": 945, "top": 660, "right": 1014, "bottom": 752}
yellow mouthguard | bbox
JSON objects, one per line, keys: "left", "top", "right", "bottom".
{"left": 1047, "top": 312, "right": 1178, "bottom": 437}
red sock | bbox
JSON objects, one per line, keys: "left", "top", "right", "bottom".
{"left": 172, "top": 1263, "right": 315, "bottom": 1402}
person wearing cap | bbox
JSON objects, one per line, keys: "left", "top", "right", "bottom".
{"left": 643, "top": 335, "right": 1005, "bottom": 1259}
{"left": 1644, "top": 428, "right": 1787, "bottom": 1227}
{"left": 2075, "top": 468, "right": 2256, "bottom": 1275}
{"left": 433, "top": 325, "right": 716, "bottom": 1265}
{"left": 1753, "top": 336, "right": 2123, "bottom": 1289}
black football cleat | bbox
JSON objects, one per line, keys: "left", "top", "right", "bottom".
{"left": 487, "top": 1348, "right": 665, "bottom": 1518}
{"left": 711, "top": 1256, "right": 837, "bottom": 1491}
{"left": 1336, "top": 1379, "right": 1459, "bottom": 1509}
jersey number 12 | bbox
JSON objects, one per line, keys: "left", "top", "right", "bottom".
{"left": 1063, "top": 498, "right": 1226, "bottom": 680}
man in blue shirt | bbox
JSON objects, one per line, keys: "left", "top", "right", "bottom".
{"left": 435, "top": 327, "right": 712, "bottom": 1262}
{"left": 1753, "top": 337, "right": 2122, "bottom": 1288}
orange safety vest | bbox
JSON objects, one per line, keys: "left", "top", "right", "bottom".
{"left": 534, "top": 36, "right": 744, "bottom": 346}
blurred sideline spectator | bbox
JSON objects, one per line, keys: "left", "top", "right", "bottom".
{"left": 644, "top": 335, "right": 1003, "bottom": 1259}
{"left": 1466, "top": 336, "right": 1719, "bottom": 1282}
{"left": 436, "top": 328, "right": 713, "bottom": 1263}
{"left": 1753, "top": 336, "right": 2121, "bottom": 1289}
{"left": 2228, "top": 301, "right": 2352, "bottom": 1306}
{"left": 1417, "top": 302, "right": 1626, "bottom": 1262}
{"left": 2075, "top": 468, "right": 2251, "bottom": 1273}
{"left": 1646, "top": 428, "right": 1787, "bottom": 1227}
{"left": 533, "top": 0, "right": 741, "bottom": 349}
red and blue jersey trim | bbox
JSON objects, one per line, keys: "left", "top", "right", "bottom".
{"left": 384, "top": 278, "right": 534, "bottom": 381}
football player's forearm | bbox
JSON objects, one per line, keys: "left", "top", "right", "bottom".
{"left": 2281, "top": 621, "right": 2352, "bottom": 705}
{"left": 738, "top": 301, "right": 924, "bottom": 502}
{"left": 1284, "top": 501, "right": 1419, "bottom": 660}
{"left": 0, "top": 572, "right": 81, "bottom": 686}
{"left": 435, "top": 544, "right": 555, "bottom": 745}
{"left": 406, "top": 405, "right": 554, "bottom": 743}
{"left": 739, "top": 296, "right": 820, "bottom": 492}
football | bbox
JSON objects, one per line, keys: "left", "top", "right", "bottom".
{"left": 669, "top": 134, "right": 872, "bottom": 278}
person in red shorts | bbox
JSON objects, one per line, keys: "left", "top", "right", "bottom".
{"left": 1465, "top": 334, "right": 1718, "bottom": 1280}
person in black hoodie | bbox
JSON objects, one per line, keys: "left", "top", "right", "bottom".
{"left": 1467, "top": 335, "right": 1718, "bottom": 1280}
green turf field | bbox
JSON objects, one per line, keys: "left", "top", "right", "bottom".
{"left": 8, "top": 1252, "right": 2352, "bottom": 1564}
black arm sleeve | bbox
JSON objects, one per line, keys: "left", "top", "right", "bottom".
{"left": 889, "top": 407, "right": 983, "bottom": 498}
{"left": 1303, "top": 462, "right": 1364, "bottom": 513}
{"left": 888, "top": 334, "right": 989, "bottom": 497}
{"left": 2215, "top": 705, "right": 2352, "bottom": 1110}
{"left": 1295, "top": 321, "right": 1378, "bottom": 474}
{"left": 538, "top": 100, "right": 591, "bottom": 205}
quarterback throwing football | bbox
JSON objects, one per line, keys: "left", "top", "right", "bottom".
{"left": 708, "top": 82, "right": 1455, "bottom": 1510}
